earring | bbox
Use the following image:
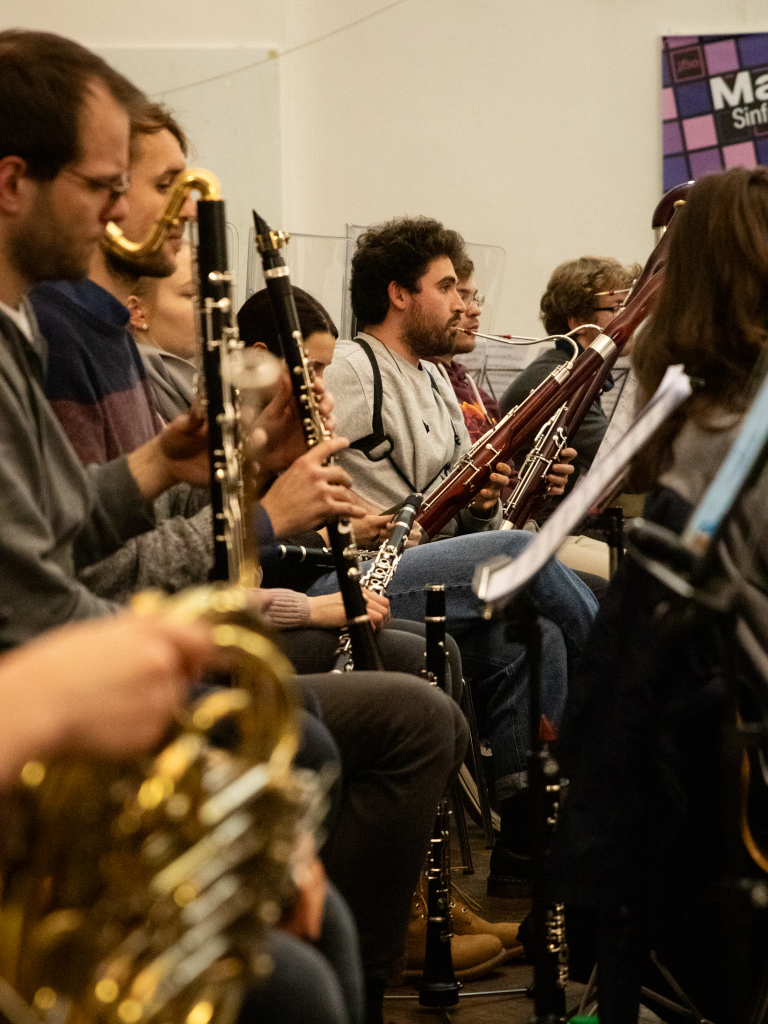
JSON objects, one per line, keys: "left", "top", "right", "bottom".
{"left": 139, "top": 323, "right": 149, "bottom": 331}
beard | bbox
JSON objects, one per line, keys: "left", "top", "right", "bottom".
{"left": 102, "top": 240, "right": 176, "bottom": 281}
{"left": 402, "top": 303, "right": 458, "bottom": 360}
{"left": 9, "top": 185, "right": 93, "bottom": 283}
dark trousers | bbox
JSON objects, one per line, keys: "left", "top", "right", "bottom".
{"left": 300, "top": 671, "right": 468, "bottom": 979}
{"left": 239, "top": 883, "right": 364, "bottom": 1024}
{"left": 280, "top": 619, "right": 464, "bottom": 701}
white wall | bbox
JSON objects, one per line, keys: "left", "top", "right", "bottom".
{"left": 1, "top": 0, "right": 284, "bottom": 48}
{"left": 4, "top": 0, "right": 768, "bottom": 341}
{"left": 278, "top": 0, "right": 768, "bottom": 340}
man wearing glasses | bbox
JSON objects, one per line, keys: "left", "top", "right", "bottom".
{"left": 31, "top": 103, "right": 195, "bottom": 465}
{"left": 431, "top": 253, "right": 576, "bottom": 496}
{"left": 499, "top": 254, "right": 641, "bottom": 493}
{"left": 428, "top": 253, "right": 502, "bottom": 443}
{"left": 0, "top": 30, "right": 216, "bottom": 649}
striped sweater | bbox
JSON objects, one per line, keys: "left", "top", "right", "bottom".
{"left": 31, "top": 279, "right": 160, "bottom": 464}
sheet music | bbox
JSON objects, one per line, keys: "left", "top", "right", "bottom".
{"left": 474, "top": 365, "right": 693, "bottom": 607}
{"left": 592, "top": 366, "right": 638, "bottom": 467}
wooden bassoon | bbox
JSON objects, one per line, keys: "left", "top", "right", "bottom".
{"left": 500, "top": 180, "right": 692, "bottom": 529}
{"left": 415, "top": 182, "right": 690, "bottom": 539}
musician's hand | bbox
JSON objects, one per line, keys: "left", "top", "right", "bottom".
{"left": 261, "top": 437, "right": 368, "bottom": 537}
{"left": 362, "top": 588, "right": 390, "bottom": 628}
{"left": 547, "top": 447, "right": 577, "bottom": 495}
{"left": 350, "top": 513, "right": 392, "bottom": 546}
{"left": 402, "top": 521, "right": 426, "bottom": 548}
{"left": 128, "top": 409, "right": 210, "bottom": 499}
{"left": 307, "top": 589, "right": 390, "bottom": 629}
{"left": 0, "top": 613, "right": 217, "bottom": 784}
{"left": 279, "top": 833, "right": 327, "bottom": 942}
{"left": 250, "top": 374, "right": 308, "bottom": 473}
{"left": 470, "top": 461, "right": 513, "bottom": 513}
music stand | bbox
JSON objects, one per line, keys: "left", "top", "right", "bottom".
{"left": 473, "top": 365, "right": 694, "bottom": 1023}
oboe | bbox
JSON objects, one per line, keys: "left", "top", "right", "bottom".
{"left": 332, "top": 492, "right": 422, "bottom": 671}
{"left": 418, "top": 584, "right": 460, "bottom": 1008}
{"left": 252, "top": 211, "right": 383, "bottom": 669}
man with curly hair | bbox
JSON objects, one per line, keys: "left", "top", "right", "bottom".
{"left": 320, "top": 217, "right": 598, "bottom": 896}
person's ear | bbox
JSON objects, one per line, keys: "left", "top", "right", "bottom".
{"left": 0, "top": 156, "right": 33, "bottom": 217}
{"left": 566, "top": 314, "right": 584, "bottom": 332}
{"left": 388, "top": 279, "right": 408, "bottom": 312}
{"left": 126, "top": 295, "right": 148, "bottom": 332}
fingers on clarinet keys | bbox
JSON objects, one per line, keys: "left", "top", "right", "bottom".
{"left": 404, "top": 897, "right": 507, "bottom": 981}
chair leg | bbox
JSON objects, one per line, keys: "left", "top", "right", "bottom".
{"left": 450, "top": 780, "right": 473, "bottom": 874}
{"left": 461, "top": 679, "right": 497, "bottom": 848}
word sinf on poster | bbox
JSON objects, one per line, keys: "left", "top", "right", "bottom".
{"left": 711, "top": 69, "right": 768, "bottom": 129}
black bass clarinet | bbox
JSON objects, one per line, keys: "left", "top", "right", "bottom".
{"left": 196, "top": 180, "right": 254, "bottom": 584}
{"left": 107, "top": 169, "right": 252, "bottom": 585}
{"left": 252, "top": 211, "right": 383, "bottom": 669}
{"left": 107, "top": 168, "right": 250, "bottom": 585}
{"left": 332, "top": 492, "right": 422, "bottom": 671}
{"left": 418, "top": 584, "right": 461, "bottom": 1008}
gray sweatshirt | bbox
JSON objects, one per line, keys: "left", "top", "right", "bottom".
{"left": 324, "top": 334, "right": 500, "bottom": 533}
{"left": 0, "top": 304, "right": 156, "bottom": 648}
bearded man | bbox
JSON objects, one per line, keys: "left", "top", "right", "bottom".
{"left": 319, "top": 217, "right": 599, "bottom": 895}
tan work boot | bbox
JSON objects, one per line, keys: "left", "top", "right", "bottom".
{"left": 403, "top": 891, "right": 506, "bottom": 981}
{"left": 450, "top": 886, "right": 525, "bottom": 961}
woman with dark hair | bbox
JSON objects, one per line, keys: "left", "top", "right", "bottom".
{"left": 238, "top": 286, "right": 338, "bottom": 378}
{"left": 556, "top": 167, "right": 768, "bottom": 1022}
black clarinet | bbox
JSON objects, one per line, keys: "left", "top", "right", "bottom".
{"left": 195, "top": 177, "right": 253, "bottom": 585}
{"left": 252, "top": 211, "right": 383, "bottom": 669}
{"left": 274, "top": 543, "right": 336, "bottom": 568}
{"left": 418, "top": 584, "right": 460, "bottom": 1007}
{"left": 332, "top": 493, "right": 422, "bottom": 671}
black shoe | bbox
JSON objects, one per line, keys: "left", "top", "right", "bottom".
{"left": 487, "top": 840, "right": 533, "bottom": 898}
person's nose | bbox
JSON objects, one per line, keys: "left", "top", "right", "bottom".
{"left": 179, "top": 193, "right": 198, "bottom": 222}
{"left": 103, "top": 192, "right": 128, "bottom": 224}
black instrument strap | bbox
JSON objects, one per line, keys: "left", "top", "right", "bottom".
{"left": 347, "top": 336, "right": 452, "bottom": 494}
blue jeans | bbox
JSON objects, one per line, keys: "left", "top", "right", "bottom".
{"left": 308, "top": 530, "right": 598, "bottom": 799}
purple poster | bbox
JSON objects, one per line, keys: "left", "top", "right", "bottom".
{"left": 662, "top": 33, "right": 768, "bottom": 191}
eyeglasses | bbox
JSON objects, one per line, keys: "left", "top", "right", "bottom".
{"left": 459, "top": 292, "right": 486, "bottom": 309}
{"left": 62, "top": 168, "right": 131, "bottom": 205}
{"left": 593, "top": 305, "right": 623, "bottom": 315}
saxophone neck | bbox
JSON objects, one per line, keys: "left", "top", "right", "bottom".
{"left": 103, "top": 168, "right": 221, "bottom": 258}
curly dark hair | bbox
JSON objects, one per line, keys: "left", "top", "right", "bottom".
{"left": 539, "top": 256, "right": 642, "bottom": 336}
{"left": 350, "top": 217, "right": 466, "bottom": 328}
